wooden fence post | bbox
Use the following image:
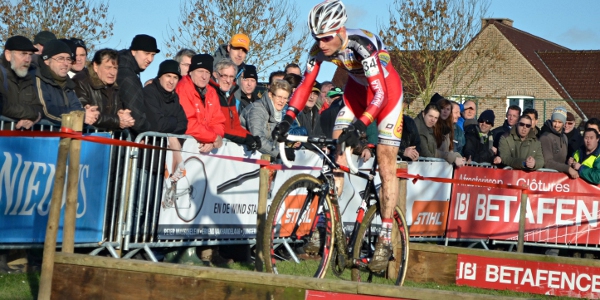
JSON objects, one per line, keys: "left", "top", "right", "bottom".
{"left": 62, "top": 111, "right": 85, "bottom": 253}
{"left": 255, "top": 154, "right": 271, "bottom": 272}
{"left": 389, "top": 161, "right": 408, "bottom": 281}
{"left": 38, "top": 114, "right": 73, "bottom": 300}
{"left": 517, "top": 191, "right": 528, "bottom": 253}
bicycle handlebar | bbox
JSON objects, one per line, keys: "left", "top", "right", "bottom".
{"left": 278, "top": 135, "right": 358, "bottom": 174}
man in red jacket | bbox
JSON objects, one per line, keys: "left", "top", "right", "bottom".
{"left": 176, "top": 54, "right": 225, "bottom": 153}
{"left": 209, "top": 58, "right": 261, "bottom": 151}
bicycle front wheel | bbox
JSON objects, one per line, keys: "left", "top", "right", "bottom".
{"left": 351, "top": 205, "right": 409, "bottom": 285}
{"left": 263, "top": 174, "right": 335, "bottom": 278}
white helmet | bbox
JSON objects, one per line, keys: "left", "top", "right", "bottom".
{"left": 308, "top": 0, "right": 348, "bottom": 36}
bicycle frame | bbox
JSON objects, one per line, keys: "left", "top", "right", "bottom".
{"left": 286, "top": 139, "right": 381, "bottom": 272}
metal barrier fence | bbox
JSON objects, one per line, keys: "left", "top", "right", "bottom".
{"left": 0, "top": 117, "right": 131, "bottom": 258}
{"left": 3, "top": 119, "right": 599, "bottom": 257}
{"left": 122, "top": 132, "right": 258, "bottom": 260}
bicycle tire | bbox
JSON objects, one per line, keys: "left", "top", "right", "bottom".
{"left": 173, "top": 157, "right": 207, "bottom": 222}
{"left": 263, "top": 173, "right": 335, "bottom": 278}
{"left": 351, "top": 205, "right": 409, "bottom": 286}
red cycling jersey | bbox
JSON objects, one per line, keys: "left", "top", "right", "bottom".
{"left": 285, "top": 28, "right": 404, "bottom": 144}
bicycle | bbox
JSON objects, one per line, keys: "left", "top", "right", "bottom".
{"left": 161, "top": 156, "right": 207, "bottom": 222}
{"left": 262, "top": 135, "right": 409, "bottom": 285}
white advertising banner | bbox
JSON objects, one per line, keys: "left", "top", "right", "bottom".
{"left": 157, "top": 139, "right": 323, "bottom": 240}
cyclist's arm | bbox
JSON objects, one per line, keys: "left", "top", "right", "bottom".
{"left": 284, "top": 50, "right": 322, "bottom": 120}
{"left": 358, "top": 52, "right": 388, "bottom": 127}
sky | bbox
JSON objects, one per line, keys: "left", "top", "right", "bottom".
{"left": 100, "top": 0, "right": 600, "bottom": 83}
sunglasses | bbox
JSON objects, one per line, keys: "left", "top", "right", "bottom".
{"left": 566, "top": 121, "right": 575, "bottom": 125}
{"left": 313, "top": 31, "right": 338, "bottom": 43}
{"left": 518, "top": 122, "right": 532, "bottom": 128}
{"left": 478, "top": 120, "right": 492, "bottom": 125}
{"left": 464, "top": 107, "right": 475, "bottom": 111}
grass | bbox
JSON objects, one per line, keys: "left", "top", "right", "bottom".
{"left": 0, "top": 272, "right": 39, "bottom": 300}
{"left": 0, "top": 260, "right": 582, "bottom": 300}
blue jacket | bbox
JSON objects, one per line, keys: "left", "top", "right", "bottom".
{"left": 34, "top": 57, "right": 83, "bottom": 123}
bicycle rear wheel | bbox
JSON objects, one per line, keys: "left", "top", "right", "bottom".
{"left": 351, "top": 205, "right": 409, "bottom": 285}
{"left": 263, "top": 174, "right": 335, "bottom": 278}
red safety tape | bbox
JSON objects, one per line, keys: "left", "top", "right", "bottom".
{"left": 0, "top": 129, "right": 322, "bottom": 171}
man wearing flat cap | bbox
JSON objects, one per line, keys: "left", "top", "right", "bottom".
{"left": 143, "top": 59, "right": 187, "bottom": 134}
{"left": 34, "top": 39, "right": 99, "bottom": 125}
{"left": 0, "top": 35, "right": 43, "bottom": 129}
{"left": 117, "top": 34, "right": 160, "bottom": 134}
{"left": 176, "top": 54, "right": 226, "bottom": 153}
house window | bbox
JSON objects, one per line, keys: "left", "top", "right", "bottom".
{"left": 506, "top": 96, "right": 534, "bottom": 113}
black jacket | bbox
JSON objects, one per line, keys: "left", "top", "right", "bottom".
{"left": 566, "top": 128, "right": 583, "bottom": 161}
{"left": 73, "top": 68, "right": 123, "bottom": 130}
{"left": 117, "top": 49, "right": 149, "bottom": 134}
{"left": 398, "top": 114, "right": 421, "bottom": 161}
{"left": 320, "top": 98, "right": 344, "bottom": 139}
{"left": 0, "top": 56, "right": 42, "bottom": 121}
{"left": 491, "top": 120, "right": 511, "bottom": 148}
{"left": 33, "top": 56, "right": 83, "bottom": 123}
{"left": 143, "top": 80, "right": 187, "bottom": 134}
{"left": 238, "top": 92, "right": 258, "bottom": 113}
{"left": 463, "top": 124, "right": 495, "bottom": 164}
{"left": 297, "top": 106, "right": 324, "bottom": 137}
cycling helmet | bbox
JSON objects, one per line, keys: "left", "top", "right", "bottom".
{"left": 308, "top": 0, "right": 348, "bottom": 36}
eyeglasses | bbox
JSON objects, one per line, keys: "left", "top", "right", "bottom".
{"left": 518, "top": 122, "right": 532, "bottom": 128}
{"left": 313, "top": 31, "right": 337, "bottom": 43}
{"left": 271, "top": 94, "right": 289, "bottom": 101}
{"left": 478, "top": 120, "right": 492, "bottom": 125}
{"left": 51, "top": 56, "right": 73, "bottom": 63}
{"left": 217, "top": 72, "right": 235, "bottom": 80}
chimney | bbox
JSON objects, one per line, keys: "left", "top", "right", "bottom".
{"left": 481, "top": 18, "right": 514, "bottom": 30}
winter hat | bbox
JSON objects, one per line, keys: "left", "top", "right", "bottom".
{"left": 33, "top": 31, "right": 56, "bottom": 45}
{"left": 477, "top": 110, "right": 495, "bottom": 126}
{"left": 70, "top": 38, "right": 87, "bottom": 53}
{"left": 58, "top": 38, "right": 77, "bottom": 61}
{"left": 429, "top": 92, "right": 445, "bottom": 105}
{"left": 229, "top": 33, "right": 250, "bottom": 52}
{"left": 5, "top": 36, "right": 38, "bottom": 52}
{"left": 188, "top": 54, "right": 214, "bottom": 74}
{"left": 567, "top": 112, "right": 575, "bottom": 122}
{"left": 157, "top": 59, "right": 181, "bottom": 79}
{"left": 243, "top": 65, "right": 258, "bottom": 80}
{"left": 42, "top": 39, "right": 72, "bottom": 60}
{"left": 326, "top": 86, "right": 343, "bottom": 98}
{"left": 551, "top": 106, "right": 568, "bottom": 124}
{"left": 312, "top": 81, "right": 321, "bottom": 93}
{"left": 130, "top": 34, "right": 160, "bottom": 53}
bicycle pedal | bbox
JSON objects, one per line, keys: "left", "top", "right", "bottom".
{"left": 354, "top": 257, "right": 369, "bottom": 268}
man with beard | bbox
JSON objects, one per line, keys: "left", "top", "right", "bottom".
{"left": 0, "top": 36, "right": 43, "bottom": 129}
{"left": 34, "top": 39, "right": 98, "bottom": 125}
{"left": 117, "top": 34, "right": 160, "bottom": 134}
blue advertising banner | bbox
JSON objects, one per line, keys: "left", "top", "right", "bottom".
{"left": 0, "top": 134, "right": 111, "bottom": 243}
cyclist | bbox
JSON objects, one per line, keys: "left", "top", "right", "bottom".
{"left": 272, "top": 0, "right": 403, "bottom": 273}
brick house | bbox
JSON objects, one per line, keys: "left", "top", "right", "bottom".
{"left": 429, "top": 18, "right": 600, "bottom": 126}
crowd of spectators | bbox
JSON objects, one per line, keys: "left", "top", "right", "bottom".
{"left": 411, "top": 92, "right": 599, "bottom": 185}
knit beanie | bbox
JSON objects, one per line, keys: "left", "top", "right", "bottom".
{"left": 551, "top": 106, "right": 568, "bottom": 124}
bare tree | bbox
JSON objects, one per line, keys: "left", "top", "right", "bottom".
{"left": 165, "top": 0, "right": 311, "bottom": 76}
{"left": 0, "top": 0, "right": 114, "bottom": 52}
{"left": 378, "top": 0, "right": 499, "bottom": 106}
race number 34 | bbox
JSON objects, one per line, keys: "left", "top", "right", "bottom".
{"left": 362, "top": 56, "right": 379, "bottom": 77}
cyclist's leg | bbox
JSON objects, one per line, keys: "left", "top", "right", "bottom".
{"left": 332, "top": 105, "right": 356, "bottom": 195}
{"left": 332, "top": 80, "right": 367, "bottom": 195}
{"left": 368, "top": 69, "right": 404, "bottom": 272}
